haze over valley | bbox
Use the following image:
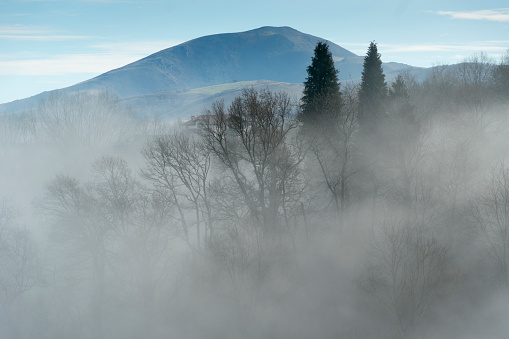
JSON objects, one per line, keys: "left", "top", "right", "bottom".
{"left": 1, "top": 17, "right": 509, "bottom": 339}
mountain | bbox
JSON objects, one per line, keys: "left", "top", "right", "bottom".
{"left": 77, "top": 26, "right": 357, "bottom": 98}
{"left": 0, "top": 26, "right": 424, "bottom": 119}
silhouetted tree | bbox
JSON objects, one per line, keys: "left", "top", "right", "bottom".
{"left": 300, "top": 42, "right": 342, "bottom": 128}
{"left": 142, "top": 128, "right": 212, "bottom": 249}
{"left": 358, "top": 41, "right": 387, "bottom": 129}
{"left": 355, "top": 42, "right": 388, "bottom": 215}
{"left": 202, "top": 88, "right": 301, "bottom": 234}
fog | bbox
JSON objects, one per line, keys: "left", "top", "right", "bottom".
{"left": 1, "top": 53, "right": 509, "bottom": 339}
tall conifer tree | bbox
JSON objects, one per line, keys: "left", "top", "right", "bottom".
{"left": 301, "top": 42, "right": 342, "bottom": 127}
{"left": 358, "top": 42, "right": 387, "bottom": 127}
{"left": 388, "top": 75, "right": 414, "bottom": 121}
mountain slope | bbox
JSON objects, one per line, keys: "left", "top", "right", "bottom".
{"left": 121, "top": 80, "right": 304, "bottom": 119}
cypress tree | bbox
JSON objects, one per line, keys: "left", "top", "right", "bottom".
{"left": 358, "top": 41, "right": 387, "bottom": 127}
{"left": 301, "top": 42, "right": 342, "bottom": 127}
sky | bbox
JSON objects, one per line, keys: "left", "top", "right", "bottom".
{"left": 1, "top": 0, "right": 508, "bottom": 104}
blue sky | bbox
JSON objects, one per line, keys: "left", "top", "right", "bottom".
{"left": 1, "top": 0, "right": 508, "bottom": 104}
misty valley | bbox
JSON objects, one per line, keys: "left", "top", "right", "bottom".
{"left": 1, "top": 36, "right": 509, "bottom": 339}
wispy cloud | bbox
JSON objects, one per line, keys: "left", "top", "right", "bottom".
{"left": 91, "top": 40, "right": 181, "bottom": 54}
{"left": 0, "top": 24, "right": 93, "bottom": 41}
{"left": 0, "top": 54, "right": 138, "bottom": 75}
{"left": 0, "top": 24, "right": 51, "bottom": 35}
{"left": 0, "top": 34, "right": 93, "bottom": 41}
{"left": 336, "top": 41, "right": 509, "bottom": 54}
{"left": 380, "top": 42, "right": 509, "bottom": 53}
{"left": 331, "top": 40, "right": 509, "bottom": 66}
{"left": 436, "top": 8, "right": 509, "bottom": 22}
{"left": 0, "top": 40, "right": 180, "bottom": 76}
{"left": 79, "top": 0, "right": 160, "bottom": 3}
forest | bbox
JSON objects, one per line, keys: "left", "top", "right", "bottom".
{"left": 1, "top": 42, "right": 509, "bottom": 338}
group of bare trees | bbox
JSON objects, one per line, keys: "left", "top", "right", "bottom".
{"left": 36, "top": 156, "right": 173, "bottom": 337}
{"left": 0, "top": 198, "right": 41, "bottom": 338}
{"left": 1, "top": 49, "right": 509, "bottom": 338}
{"left": 361, "top": 222, "right": 453, "bottom": 337}
{"left": 0, "top": 91, "right": 139, "bottom": 152}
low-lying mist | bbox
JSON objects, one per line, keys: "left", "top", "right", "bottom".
{"left": 1, "top": 53, "right": 509, "bottom": 339}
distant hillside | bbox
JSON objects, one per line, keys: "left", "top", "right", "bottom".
{"left": 122, "top": 80, "right": 304, "bottom": 119}
{"left": 0, "top": 26, "right": 423, "bottom": 119}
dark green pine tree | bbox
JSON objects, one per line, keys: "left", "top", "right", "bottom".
{"left": 301, "top": 42, "right": 342, "bottom": 127}
{"left": 358, "top": 41, "right": 387, "bottom": 127}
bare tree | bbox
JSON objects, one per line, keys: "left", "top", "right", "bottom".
{"left": 142, "top": 128, "right": 212, "bottom": 248}
{"left": 37, "top": 156, "right": 175, "bottom": 337}
{"left": 468, "top": 164, "right": 509, "bottom": 287}
{"left": 37, "top": 90, "right": 138, "bottom": 149}
{"left": 36, "top": 173, "right": 108, "bottom": 337}
{"left": 361, "top": 221, "right": 454, "bottom": 337}
{"left": 452, "top": 53, "right": 495, "bottom": 132}
{"left": 142, "top": 135, "right": 191, "bottom": 246}
{"left": 0, "top": 199, "right": 41, "bottom": 305}
{"left": 0, "top": 198, "right": 41, "bottom": 338}
{"left": 0, "top": 111, "right": 36, "bottom": 146}
{"left": 492, "top": 49, "right": 509, "bottom": 100}
{"left": 202, "top": 88, "right": 301, "bottom": 235}
{"left": 305, "top": 85, "right": 358, "bottom": 224}
{"left": 90, "top": 155, "right": 139, "bottom": 238}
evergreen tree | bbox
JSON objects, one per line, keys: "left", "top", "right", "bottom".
{"left": 358, "top": 41, "right": 387, "bottom": 127}
{"left": 388, "top": 74, "right": 414, "bottom": 122}
{"left": 387, "top": 74, "right": 419, "bottom": 144}
{"left": 300, "top": 42, "right": 342, "bottom": 127}
{"left": 389, "top": 74, "right": 409, "bottom": 100}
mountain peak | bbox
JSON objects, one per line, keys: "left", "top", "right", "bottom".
{"left": 245, "top": 26, "right": 300, "bottom": 34}
{"left": 73, "top": 26, "right": 357, "bottom": 98}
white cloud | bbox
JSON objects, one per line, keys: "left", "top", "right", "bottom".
{"left": 0, "top": 54, "right": 137, "bottom": 76}
{"left": 335, "top": 41, "right": 509, "bottom": 54}
{"left": 331, "top": 40, "right": 509, "bottom": 67}
{"left": 0, "top": 24, "right": 93, "bottom": 41}
{"left": 79, "top": 0, "right": 161, "bottom": 3}
{"left": 380, "top": 43, "right": 509, "bottom": 53}
{"left": 91, "top": 40, "right": 181, "bottom": 54}
{"left": 437, "top": 9, "right": 509, "bottom": 22}
{"left": 0, "top": 24, "right": 50, "bottom": 35}
{"left": 0, "top": 40, "right": 180, "bottom": 76}
{"left": 0, "top": 34, "right": 93, "bottom": 41}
